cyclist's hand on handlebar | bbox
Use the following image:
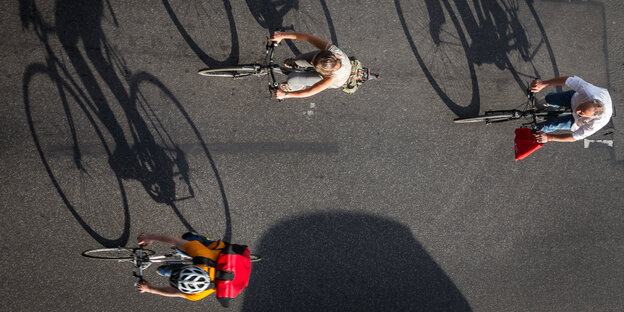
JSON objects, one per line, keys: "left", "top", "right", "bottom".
{"left": 137, "top": 233, "right": 154, "bottom": 246}
{"left": 274, "top": 89, "right": 287, "bottom": 100}
{"left": 530, "top": 79, "right": 547, "bottom": 93}
{"left": 269, "top": 31, "right": 284, "bottom": 43}
{"left": 534, "top": 131, "right": 549, "bottom": 143}
{"left": 137, "top": 279, "right": 152, "bottom": 293}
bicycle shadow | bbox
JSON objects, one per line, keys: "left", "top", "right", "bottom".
{"left": 20, "top": 0, "right": 232, "bottom": 246}
{"left": 161, "top": 0, "right": 240, "bottom": 68}
{"left": 395, "top": 0, "right": 560, "bottom": 117}
{"left": 245, "top": 0, "right": 339, "bottom": 56}
{"left": 242, "top": 211, "right": 471, "bottom": 311}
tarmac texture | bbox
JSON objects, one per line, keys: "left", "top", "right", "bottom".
{"left": 1, "top": 0, "right": 623, "bottom": 311}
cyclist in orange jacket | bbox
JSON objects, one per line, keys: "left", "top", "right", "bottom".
{"left": 136, "top": 233, "right": 224, "bottom": 301}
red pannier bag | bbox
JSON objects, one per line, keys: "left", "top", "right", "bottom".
{"left": 215, "top": 243, "right": 252, "bottom": 307}
{"left": 514, "top": 128, "right": 542, "bottom": 161}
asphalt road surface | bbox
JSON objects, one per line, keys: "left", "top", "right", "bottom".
{"left": 1, "top": 0, "right": 623, "bottom": 311}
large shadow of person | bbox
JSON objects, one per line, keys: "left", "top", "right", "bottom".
{"left": 242, "top": 211, "right": 471, "bottom": 311}
{"left": 20, "top": 0, "right": 232, "bottom": 246}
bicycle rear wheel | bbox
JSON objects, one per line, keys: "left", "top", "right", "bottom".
{"left": 82, "top": 247, "right": 156, "bottom": 260}
{"left": 453, "top": 112, "right": 515, "bottom": 123}
{"left": 198, "top": 67, "right": 257, "bottom": 78}
{"left": 250, "top": 254, "right": 262, "bottom": 263}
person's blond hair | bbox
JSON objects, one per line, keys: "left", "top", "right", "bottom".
{"left": 313, "top": 50, "right": 340, "bottom": 78}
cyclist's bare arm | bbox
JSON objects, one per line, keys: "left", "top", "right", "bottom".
{"left": 535, "top": 131, "right": 576, "bottom": 143}
{"left": 530, "top": 76, "right": 570, "bottom": 93}
{"left": 137, "top": 233, "right": 188, "bottom": 250}
{"left": 138, "top": 280, "right": 185, "bottom": 298}
{"left": 270, "top": 31, "right": 330, "bottom": 50}
{"left": 277, "top": 77, "right": 337, "bottom": 99}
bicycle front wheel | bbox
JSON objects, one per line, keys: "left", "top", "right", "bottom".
{"left": 82, "top": 248, "right": 156, "bottom": 260}
{"left": 453, "top": 112, "right": 515, "bottom": 124}
{"left": 198, "top": 67, "right": 257, "bottom": 78}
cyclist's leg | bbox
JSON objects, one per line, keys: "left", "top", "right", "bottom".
{"left": 537, "top": 115, "right": 574, "bottom": 133}
{"left": 286, "top": 71, "right": 322, "bottom": 91}
{"left": 544, "top": 90, "right": 575, "bottom": 109}
{"left": 157, "top": 263, "right": 186, "bottom": 277}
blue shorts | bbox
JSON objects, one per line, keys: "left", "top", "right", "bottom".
{"left": 538, "top": 90, "right": 575, "bottom": 133}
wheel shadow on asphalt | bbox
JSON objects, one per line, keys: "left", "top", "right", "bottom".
{"left": 20, "top": 0, "right": 233, "bottom": 246}
{"left": 394, "top": 0, "right": 560, "bottom": 118}
{"left": 161, "top": 0, "right": 241, "bottom": 68}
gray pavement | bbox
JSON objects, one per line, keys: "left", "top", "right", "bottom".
{"left": 1, "top": 0, "right": 623, "bottom": 311}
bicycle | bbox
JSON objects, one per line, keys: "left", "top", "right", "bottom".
{"left": 197, "top": 41, "right": 380, "bottom": 98}
{"left": 82, "top": 245, "right": 262, "bottom": 283}
{"left": 453, "top": 84, "right": 571, "bottom": 129}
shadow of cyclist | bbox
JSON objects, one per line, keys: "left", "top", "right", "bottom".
{"left": 242, "top": 211, "right": 471, "bottom": 311}
{"left": 245, "top": 0, "right": 338, "bottom": 56}
{"left": 20, "top": 0, "right": 232, "bottom": 245}
{"left": 161, "top": 0, "right": 240, "bottom": 67}
{"left": 450, "top": 0, "right": 535, "bottom": 88}
{"left": 396, "top": 0, "right": 559, "bottom": 117}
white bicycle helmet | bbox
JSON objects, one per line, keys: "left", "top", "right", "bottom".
{"left": 169, "top": 265, "right": 211, "bottom": 294}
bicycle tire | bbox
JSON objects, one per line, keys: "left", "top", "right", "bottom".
{"left": 197, "top": 67, "right": 257, "bottom": 78}
{"left": 453, "top": 113, "right": 515, "bottom": 124}
{"left": 250, "top": 254, "right": 262, "bottom": 263}
{"left": 82, "top": 247, "right": 156, "bottom": 260}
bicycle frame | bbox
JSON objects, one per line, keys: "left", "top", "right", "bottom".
{"left": 484, "top": 87, "right": 538, "bottom": 126}
{"left": 131, "top": 246, "right": 191, "bottom": 281}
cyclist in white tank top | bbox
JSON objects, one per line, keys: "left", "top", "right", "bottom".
{"left": 269, "top": 31, "right": 351, "bottom": 100}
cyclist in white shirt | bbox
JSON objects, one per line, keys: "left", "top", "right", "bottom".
{"left": 530, "top": 76, "right": 612, "bottom": 143}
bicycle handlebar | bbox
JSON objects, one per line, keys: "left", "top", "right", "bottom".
{"left": 265, "top": 40, "right": 283, "bottom": 101}
{"left": 526, "top": 85, "right": 538, "bottom": 131}
{"left": 132, "top": 245, "right": 147, "bottom": 284}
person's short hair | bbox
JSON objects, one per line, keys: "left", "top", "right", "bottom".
{"left": 590, "top": 99, "right": 604, "bottom": 116}
{"left": 313, "top": 50, "right": 340, "bottom": 77}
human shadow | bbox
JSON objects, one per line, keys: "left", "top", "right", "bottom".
{"left": 395, "top": 0, "right": 559, "bottom": 117}
{"left": 453, "top": 0, "right": 559, "bottom": 90}
{"left": 20, "top": 0, "right": 232, "bottom": 245}
{"left": 242, "top": 211, "right": 471, "bottom": 311}
{"left": 161, "top": 0, "right": 240, "bottom": 68}
{"left": 245, "top": 0, "right": 338, "bottom": 56}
